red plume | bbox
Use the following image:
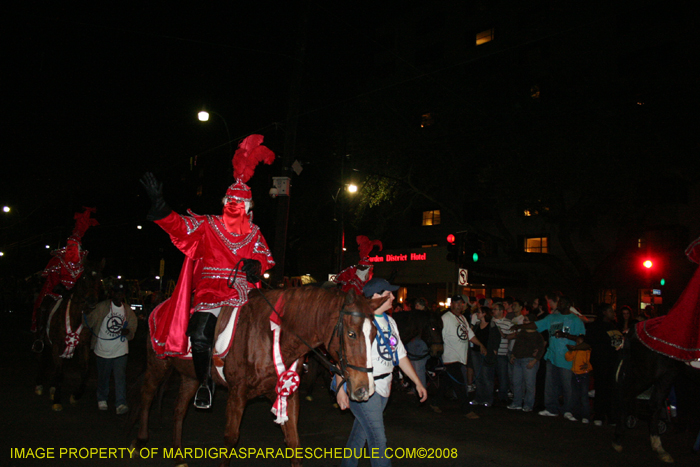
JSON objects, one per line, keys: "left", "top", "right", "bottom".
{"left": 357, "top": 235, "right": 383, "bottom": 264}
{"left": 232, "top": 135, "right": 275, "bottom": 183}
{"left": 70, "top": 207, "right": 99, "bottom": 241}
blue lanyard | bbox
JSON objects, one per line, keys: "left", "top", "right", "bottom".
{"left": 373, "top": 314, "right": 399, "bottom": 366}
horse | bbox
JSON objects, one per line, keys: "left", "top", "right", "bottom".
{"left": 613, "top": 326, "right": 700, "bottom": 463}
{"left": 131, "top": 286, "right": 380, "bottom": 467}
{"left": 393, "top": 309, "right": 444, "bottom": 360}
{"left": 34, "top": 258, "right": 104, "bottom": 411}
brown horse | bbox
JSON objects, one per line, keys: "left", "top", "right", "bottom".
{"left": 132, "top": 286, "right": 380, "bottom": 467}
{"left": 34, "top": 259, "right": 103, "bottom": 411}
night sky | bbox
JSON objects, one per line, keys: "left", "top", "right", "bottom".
{"left": 3, "top": 1, "right": 389, "bottom": 279}
{"left": 2, "top": 1, "right": 698, "bottom": 285}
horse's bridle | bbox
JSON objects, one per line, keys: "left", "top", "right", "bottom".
{"left": 328, "top": 305, "right": 374, "bottom": 387}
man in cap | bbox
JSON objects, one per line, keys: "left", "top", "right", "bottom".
{"left": 141, "top": 134, "right": 275, "bottom": 409}
{"left": 442, "top": 294, "right": 487, "bottom": 418}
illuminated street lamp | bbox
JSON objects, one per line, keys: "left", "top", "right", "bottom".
{"left": 347, "top": 184, "right": 358, "bottom": 193}
{"left": 2, "top": 206, "right": 9, "bottom": 213}
{"left": 197, "top": 109, "right": 233, "bottom": 158}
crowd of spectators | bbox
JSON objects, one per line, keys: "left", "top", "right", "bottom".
{"left": 389, "top": 291, "right": 658, "bottom": 427}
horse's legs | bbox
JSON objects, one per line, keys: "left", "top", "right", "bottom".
{"left": 71, "top": 343, "right": 91, "bottom": 404}
{"left": 132, "top": 355, "right": 171, "bottom": 454}
{"left": 171, "top": 375, "right": 199, "bottom": 464}
{"left": 50, "top": 346, "right": 64, "bottom": 411}
{"left": 279, "top": 392, "right": 303, "bottom": 467}
{"left": 218, "top": 387, "right": 248, "bottom": 467}
{"left": 35, "top": 343, "right": 51, "bottom": 396}
{"left": 648, "top": 370, "right": 677, "bottom": 463}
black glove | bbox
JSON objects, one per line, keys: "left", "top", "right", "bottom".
{"left": 241, "top": 259, "right": 262, "bottom": 284}
{"left": 52, "top": 283, "right": 70, "bottom": 298}
{"left": 140, "top": 172, "right": 172, "bottom": 221}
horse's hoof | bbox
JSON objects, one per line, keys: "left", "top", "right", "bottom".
{"left": 69, "top": 395, "right": 77, "bottom": 405}
{"left": 35, "top": 385, "right": 43, "bottom": 396}
{"left": 658, "top": 452, "right": 674, "bottom": 463}
{"left": 49, "top": 387, "right": 56, "bottom": 401}
{"left": 612, "top": 442, "right": 623, "bottom": 453}
{"left": 174, "top": 464, "right": 188, "bottom": 467}
{"left": 52, "top": 404, "right": 63, "bottom": 412}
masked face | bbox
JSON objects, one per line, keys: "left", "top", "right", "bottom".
{"left": 222, "top": 201, "right": 251, "bottom": 235}
{"left": 65, "top": 241, "right": 81, "bottom": 264}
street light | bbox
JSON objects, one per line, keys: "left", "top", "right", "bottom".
{"left": 197, "top": 109, "right": 233, "bottom": 158}
{"left": 2, "top": 206, "right": 9, "bottom": 213}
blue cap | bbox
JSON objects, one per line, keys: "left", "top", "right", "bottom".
{"left": 363, "top": 278, "right": 399, "bottom": 298}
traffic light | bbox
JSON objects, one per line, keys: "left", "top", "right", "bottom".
{"left": 660, "top": 278, "right": 666, "bottom": 286}
{"left": 465, "top": 233, "right": 481, "bottom": 264}
{"left": 446, "top": 234, "right": 457, "bottom": 262}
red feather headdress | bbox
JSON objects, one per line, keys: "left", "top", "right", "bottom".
{"left": 357, "top": 235, "right": 382, "bottom": 265}
{"left": 226, "top": 135, "right": 275, "bottom": 202}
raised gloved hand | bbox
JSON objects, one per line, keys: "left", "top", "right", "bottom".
{"left": 140, "top": 172, "right": 172, "bottom": 221}
{"left": 241, "top": 259, "right": 262, "bottom": 284}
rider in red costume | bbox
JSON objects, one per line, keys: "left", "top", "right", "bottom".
{"left": 31, "top": 208, "right": 99, "bottom": 343}
{"left": 141, "top": 135, "right": 275, "bottom": 409}
{"left": 333, "top": 236, "right": 382, "bottom": 295}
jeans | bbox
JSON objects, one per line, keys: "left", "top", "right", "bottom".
{"left": 405, "top": 339, "right": 428, "bottom": 388}
{"left": 544, "top": 360, "right": 573, "bottom": 415}
{"left": 444, "top": 362, "right": 471, "bottom": 412}
{"left": 96, "top": 354, "right": 128, "bottom": 406}
{"left": 512, "top": 358, "right": 539, "bottom": 410}
{"left": 342, "top": 393, "right": 390, "bottom": 467}
{"left": 472, "top": 352, "right": 495, "bottom": 405}
{"left": 496, "top": 355, "right": 510, "bottom": 401}
{"left": 571, "top": 372, "right": 591, "bottom": 420}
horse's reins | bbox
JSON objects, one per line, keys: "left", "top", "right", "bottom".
{"left": 229, "top": 266, "right": 372, "bottom": 384}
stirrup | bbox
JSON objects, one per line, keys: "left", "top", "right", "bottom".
{"left": 32, "top": 339, "right": 44, "bottom": 353}
{"left": 194, "top": 383, "right": 212, "bottom": 409}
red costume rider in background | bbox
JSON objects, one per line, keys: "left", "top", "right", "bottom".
{"left": 141, "top": 135, "right": 275, "bottom": 409}
{"left": 31, "top": 208, "right": 99, "bottom": 346}
{"left": 333, "top": 236, "right": 382, "bottom": 295}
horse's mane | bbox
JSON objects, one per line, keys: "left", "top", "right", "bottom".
{"left": 247, "top": 286, "right": 373, "bottom": 342}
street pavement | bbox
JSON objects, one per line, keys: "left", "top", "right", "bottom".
{"left": 2, "top": 325, "right": 699, "bottom": 467}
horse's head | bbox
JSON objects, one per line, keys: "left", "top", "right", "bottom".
{"left": 71, "top": 258, "right": 104, "bottom": 313}
{"left": 329, "top": 289, "right": 376, "bottom": 402}
{"left": 425, "top": 312, "right": 444, "bottom": 358}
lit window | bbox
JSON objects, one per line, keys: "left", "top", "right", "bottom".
{"left": 421, "top": 113, "right": 434, "bottom": 128}
{"left": 524, "top": 237, "right": 548, "bottom": 253}
{"left": 422, "top": 210, "right": 441, "bottom": 226}
{"left": 476, "top": 28, "right": 494, "bottom": 45}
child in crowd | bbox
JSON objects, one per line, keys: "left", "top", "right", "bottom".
{"left": 565, "top": 336, "right": 593, "bottom": 423}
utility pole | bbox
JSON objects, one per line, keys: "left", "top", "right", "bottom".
{"left": 272, "top": 0, "right": 309, "bottom": 287}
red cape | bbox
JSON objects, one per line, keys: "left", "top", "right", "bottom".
{"left": 637, "top": 244, "right": 700, "bottom": 362}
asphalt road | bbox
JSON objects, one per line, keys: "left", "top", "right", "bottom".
{"left": 2, "top": 322, "right": 699, "bottom": 467}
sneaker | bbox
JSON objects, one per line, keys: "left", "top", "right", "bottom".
{"left": 582, "top": 418, "right": 589, "bottom": 424}
{"left": 470, "top": 401, "right": 490, "bottom": 407}
{"left": 523, "top": 407, "right": 533, "bottom": 413}
{"left": 507, "top": 404, "right": 522, "bottom": 410}
{"left": 465, "top": 411, "right": 480, "bottom": 419}
{"left": 593, "top": 420, "right": 603, "bottom": 426}
{"left": 564, "top": 412, "right": 577, "bottom": 421}
{"left": 98, "top": 401, "right": 108, "bottom": 411}
{"left": 116, "top": 404, "right": 129, "bottom": 415}
{"left": 538, "top": 409, "right": 558, "bottom": 417}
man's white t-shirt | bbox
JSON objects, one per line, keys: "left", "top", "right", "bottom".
{"left": 442, "top": 311, "right": 475, "bottom": 365}
{"left": 94, "top": 303, "right": 129, "bottom": 358}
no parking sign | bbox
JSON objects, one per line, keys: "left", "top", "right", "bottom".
{"left": 458, "top": 268, "right": 468, "bottom": 286}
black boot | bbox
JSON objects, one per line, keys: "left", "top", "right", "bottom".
{"left": 187, "top": 312, "right": 218, "bottom": 409}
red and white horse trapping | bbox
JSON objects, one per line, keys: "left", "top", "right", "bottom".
{"left": 269, "top": 295, "right": 300, "bottom": 425}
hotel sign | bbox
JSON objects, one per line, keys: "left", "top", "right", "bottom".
{"left": 367, "top": 252, "right": 427, "bottom": 263}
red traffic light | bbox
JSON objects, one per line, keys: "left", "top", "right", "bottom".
{"left": 447, "top": 234, "right": 455, "bottom": 244}
{"left": 643, "top": 260, "right": 653, "bottom": 269}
